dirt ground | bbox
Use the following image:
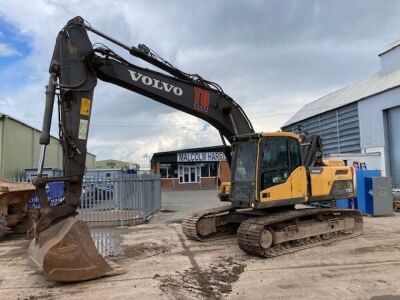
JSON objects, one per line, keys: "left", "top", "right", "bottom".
{"left": 0, "top": 191, "right": 400, "bottom": 299}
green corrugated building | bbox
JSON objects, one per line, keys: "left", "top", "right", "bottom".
{"left": 0, "top": 113, "right": 96, "bottom": 178}
{"left": 95, "top": 159, "right": 139, "bottom": 170}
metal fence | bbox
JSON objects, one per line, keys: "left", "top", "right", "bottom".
{"left": 9, "top": 173, "right": 161, "bottom": 226}
{"left": 78, "top": 174, "right": 161, "bottom": 225}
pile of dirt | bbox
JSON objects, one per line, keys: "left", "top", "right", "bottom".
{"left": 159, "top": 256, "right": 245, "bottom": 299}
{"left": 123, "top": 241, "right": 170, "bottom": 259}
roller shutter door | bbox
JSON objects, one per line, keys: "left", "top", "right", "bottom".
{"left": 387, "top": 106, "right": 400, "bottom": 188}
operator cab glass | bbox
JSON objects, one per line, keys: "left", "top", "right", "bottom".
{"left": 230, "top": 140, "right": 258, "bottom": 202}
{"left": 259, "top": 137, "right": 302, "bottom": 191}
{"left": 230, "top": 135, "right": 303, "bottom": 205}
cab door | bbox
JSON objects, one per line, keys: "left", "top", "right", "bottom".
{"left": 259, "top": 136, "right": 307, "bottom": 203}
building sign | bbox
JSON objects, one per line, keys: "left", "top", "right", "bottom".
{"left": 177, "top": 152, "right": 226, "bottom": 162}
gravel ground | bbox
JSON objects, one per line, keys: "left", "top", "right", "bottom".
{"left": 0, "top": 190, "right": 399, "bottom": 300}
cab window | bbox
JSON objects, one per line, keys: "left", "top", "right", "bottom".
{"left": 260, "top": 137, "right": 289, "bottom": 190}
{"left": 259, "top": 137, "right": 302, "bottom": 190}
{"left": 288, "top": 138, "right": 301, "bottom": 172}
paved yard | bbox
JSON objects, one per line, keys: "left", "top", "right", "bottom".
{"left": 150, "top": 190, "right": 221, "bottom": 224}
{"left": 0, "top": 190, "right": 399, "bottom": 299}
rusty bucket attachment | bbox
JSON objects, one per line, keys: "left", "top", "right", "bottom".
{"left": 29, "top": 216, "right": 125, "bottom": 282}
{"left": 0, "top": 179, "right": 36, "bottom": 238}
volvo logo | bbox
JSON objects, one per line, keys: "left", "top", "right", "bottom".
{"left": 128, "top": 70, "right": 183, "bottom": 96}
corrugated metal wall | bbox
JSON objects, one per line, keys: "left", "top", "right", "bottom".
{"left": 282, "top": 103, "right": 361, "bottom": 155}
{"left": 0, "top": 116, "right": 96, "bottom": 178}
{"left": 387, "top": 106, "right": 400, "bottom": 188}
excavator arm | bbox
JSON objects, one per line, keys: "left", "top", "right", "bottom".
{"left": 30, "top": 16, "right": 253, "bottom": 282}
{"left": 35, "top": 16, "right": 254, "bottom": 232}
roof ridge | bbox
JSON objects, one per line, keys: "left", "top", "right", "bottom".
{"left": 379, "top": 39, "right": 400, "bottom": 56}
{"left": 303, "top": 71, "right": 380, "bottom": 108}
{"left": 282, "top": 69, "right": 400, "bottom": 127}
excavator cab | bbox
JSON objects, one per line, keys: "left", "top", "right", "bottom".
{"left": 229, "top": 132, "right": 355, "bottom": 208}
{"left": 228, "top": 133, "right": 306, "bottom": 208}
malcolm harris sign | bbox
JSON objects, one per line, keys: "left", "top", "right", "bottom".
{"left": 177, "top": 152, "right": 226, "bottom": 163}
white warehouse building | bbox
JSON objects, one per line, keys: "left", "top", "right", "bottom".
{"left": 282, "top": 40, "right": 400, "bottom": 188}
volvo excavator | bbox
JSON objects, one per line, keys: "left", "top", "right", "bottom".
{"left": 30, "top": 16, "right": 363, "bottom": 282}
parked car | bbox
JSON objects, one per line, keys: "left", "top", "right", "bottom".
{"left": 79, "top": 182, "right": 114, "bottom": 208}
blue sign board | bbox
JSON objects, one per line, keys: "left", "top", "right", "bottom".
{"left": 28, "top": 182, "right": 65, "bottom": 208}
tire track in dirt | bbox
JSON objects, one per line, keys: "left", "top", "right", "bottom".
{"left": 157, "top": 227, "right": 245, "bottom": 299}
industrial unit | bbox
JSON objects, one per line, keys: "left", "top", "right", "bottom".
{"left": 96, "top": 159, "right": 139, "bottom": 170}
{"left": 150, "top": 146, "right": 230, "bottom": 191}
{"left": 282, "top": 39, "right": 400, "bottom": 188}
{"left": 0, "top": 113, "right": 96, "bottom": 178}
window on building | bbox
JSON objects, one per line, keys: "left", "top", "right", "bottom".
{"left": 210, "top": 162, "right": 218, "bottom": 177}
{"left": 160, "top": 167, "right": 168, "bottom": 178}
{"left": 168, "top": 163, "right": 178, "bottom": 178}
{"left": 201, "top": 163, "right": 209, "bottom": 177}
{"left": 159, "top": 164, "right": 175, "bottom": 179}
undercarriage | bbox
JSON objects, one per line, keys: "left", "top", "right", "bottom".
{"left": 182, "top": 205, "right": 363, "bottom": 257}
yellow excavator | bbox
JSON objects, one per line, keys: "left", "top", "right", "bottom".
{"left": 30, "top": 16, "right": 362, "bottom": 282}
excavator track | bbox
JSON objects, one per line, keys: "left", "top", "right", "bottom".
{"left": 237, "top": 208, "right": 363, "bottom": 257}
{"left": 182, "top": 205, "right": 236, "bottom": 241}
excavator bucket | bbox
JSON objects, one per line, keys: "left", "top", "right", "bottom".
{"left": 29, "top": 216, "right": 125, "bottom": 282}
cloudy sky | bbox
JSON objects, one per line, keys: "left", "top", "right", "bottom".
{"left": 1, "top": 0, "right": 400, "bottom": 168}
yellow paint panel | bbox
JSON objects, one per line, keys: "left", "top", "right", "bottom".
{"left": 322, "top": 160, "right": 345, "bottom": 166}
{"left": 310, "top": 168, "right": 332, "bottom": 196}
{"left": 259, "top": 166, "right": 307, "bottom": 202}
{"left": 260, "top": 179, "right": 291, "bottom": 202}
{"left": 291, "top": 166, "right": 308, "bottom": 198}
{"left": 219, "top": 182, "right": 231, "bottom": 196}
{"left": 310, "top": 166, "right": 353, "bottom": 197}
{"left": 80, "top": 98, "right": 91, "bottom": 116}
{"left": 331, "top": 166, "right": 353, "bottom": 181}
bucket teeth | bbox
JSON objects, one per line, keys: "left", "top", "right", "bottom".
{"left": 29, "top": 217, "right": 125, "bottom": 282}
